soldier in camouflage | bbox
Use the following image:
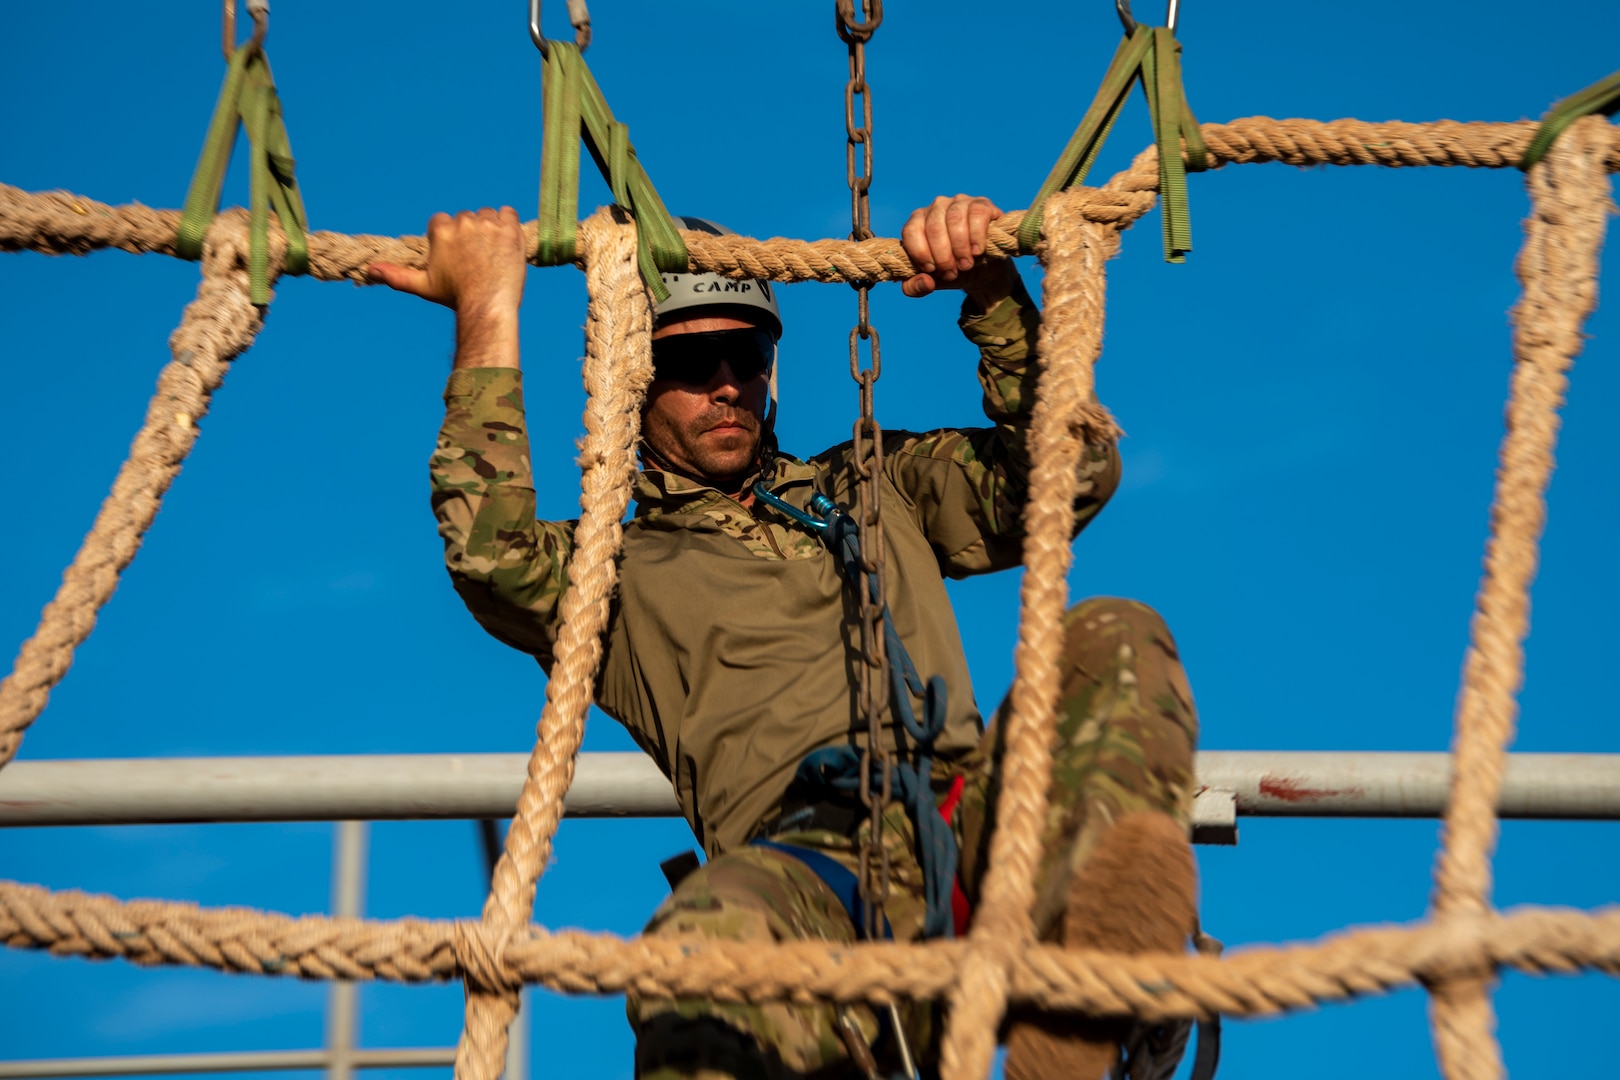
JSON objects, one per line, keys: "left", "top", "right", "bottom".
{"left": 368, "top": 196, "right": 1200, "bottom": 1080}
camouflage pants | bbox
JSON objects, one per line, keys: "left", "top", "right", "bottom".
{"left": 630, "top": 597, "right": 1199, "bottom": 1080}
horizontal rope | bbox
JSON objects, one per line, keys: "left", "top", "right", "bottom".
{"left": 5, "top": 120, "right": 1618, "bottom": 286}
{"left": 2, "top": 881, "right": 1616, "bottom": 1021}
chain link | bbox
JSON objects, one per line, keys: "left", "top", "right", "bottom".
{"left": 836, "top": 0, "right": 892, "bottom": 942}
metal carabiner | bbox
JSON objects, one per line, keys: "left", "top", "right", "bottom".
{"left": 222, "top": 0, "right": 269, "bottom": 61}
{"left": 530, "top": 0, "right": 593, "bottom": 58}
{"left": 1115, "top": 0, "right": 1180, "bottom": 35}
{"left": 752, "top": 484, "right": 840, "bottom": 537}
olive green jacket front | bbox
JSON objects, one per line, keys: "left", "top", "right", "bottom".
{"left": 430, "top": 282, "right": 1119, "bottom": 856}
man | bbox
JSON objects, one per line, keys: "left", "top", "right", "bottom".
{"left": 368, "top": 196, "right": 1200, "bottom": 1080}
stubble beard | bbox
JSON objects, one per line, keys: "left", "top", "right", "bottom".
{"left": 650, "top": 405, "right": 763, "bottom": 490}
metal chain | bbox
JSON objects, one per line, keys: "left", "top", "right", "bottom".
{"left": 836, "top": 0, "right": 892, "bottom": 942}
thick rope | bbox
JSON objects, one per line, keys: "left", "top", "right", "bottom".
{"left": 1426, "top": 116, "right": 1614, "bottom": 1080}
{"left": 453, "top": 208, "right": 654, "bottom": 1080}
{"left": 3, "top": 880, "right": 1619, "bottom": 1017}
{"left": 940, "top": 191, "right": 1121, "bottom": 1080}
{"left": 5, "top": 120, "right": 1618, "bottom": 287}
{"left": 0, "top": 215, "right": 267, "bottom": 770}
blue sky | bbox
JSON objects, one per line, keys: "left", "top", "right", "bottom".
{"left": 2, "top": 1, "right": 1617, "bottom": 1077}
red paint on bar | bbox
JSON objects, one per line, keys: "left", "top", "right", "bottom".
{"left": 1258, "top": 775, "right": 1365, "bottom": 804}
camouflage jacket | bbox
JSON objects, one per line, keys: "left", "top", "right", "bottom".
{"left": 431, "top": 279, "right": 1120, "bottom": 856}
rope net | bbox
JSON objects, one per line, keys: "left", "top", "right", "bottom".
{"left": 1, "top": 114, "right": 1616, "bottom": 1080}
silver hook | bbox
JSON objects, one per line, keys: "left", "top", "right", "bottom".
{"left": 529, "top": 0, "right": 551, "bottom": 57}
{"left": 530, "top": 0, "right": 592, "bottom": 58}
{"left": 1115, "top": 0, "right": 1179, "bottom": 35}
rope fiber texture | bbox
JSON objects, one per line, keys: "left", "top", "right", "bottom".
{"left": 1426, "top": 115, "right": 1614, "bottom": 1080}
{"left": 7, "top": 121, "right": 1620, "bottom": 285}
{"left": 454, "top": 208, "right": 654, "bottom": 1080}
{"left": 2, "top": 113, "right": 1618, "bottom": 1080}
{"left": 3, "top": 881, "right": 1619, "bottom": 1017}
{"left": 0, "top": 213, "right": 268, "bottom": 769}
{"left": 942, "top": 192, "right": 1121, "bottom": 1080}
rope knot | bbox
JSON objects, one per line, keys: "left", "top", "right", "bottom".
{"left": 1420, "top": 910, "right": 1499, "bottom": 986}
{"left": 453, "top": 920, "right": 524, "bottom": 997}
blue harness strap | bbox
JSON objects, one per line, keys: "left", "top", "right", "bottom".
{"left": 752, "top": 839, "right": 893, "bottom": 940}
{"left": 752, "top": 482, "right": 959, "bottom": 940}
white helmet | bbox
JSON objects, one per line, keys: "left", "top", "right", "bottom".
{"left": 657, "top": 217, "right": 783, "bottom": 340}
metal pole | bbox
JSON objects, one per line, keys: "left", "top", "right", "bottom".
{"left": 504, "top": 990, "right": 528, "bottom": 1080}
{"left": 4, "top": 751, "right": 1620, "bottom": 827}
{"left": 0, "top": 1049, "right": 457, "bottom": 1078}
{"left": 0, "top": 753, "right": 680, "bottom": 826}
{"left": 325, "top": 821, "right": 367, "bottom": 1080}
{"left": 1192, "top": 750, "right": 1620, "bottom": 818}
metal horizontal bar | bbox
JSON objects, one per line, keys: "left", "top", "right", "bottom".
{"left": 0, "top": 751, "right": 1616, "bottom": 830}
{"left": 0, "top": 1048, "right": 457, "bottom": 1078}
{"left": 1197, "top": 750, "right": 1620, "bottom": 819}
{"left": 0, "top": 752, "right": 671, "bottom": 826}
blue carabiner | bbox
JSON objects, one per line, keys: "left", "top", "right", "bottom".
{"left": 752, "top": 483, "right": 841, "bottom": 536}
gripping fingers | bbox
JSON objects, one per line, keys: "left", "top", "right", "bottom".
{"left": 923, "top": 196, "right": 958, "bottom": 283}
{"left": 414, "top": 207, "right": 528, "bottom": 313}
{"left": 899, "top": 195, "right": 1004, "bottom": 298}
{"left": 967, "top": 197, "right": 1001, "bottom": 255}
{"left": 945, "top": 195, "right": 977, "bottom": 270}
{"left": 900, "top": 205, "right": 936, "bottom": 297}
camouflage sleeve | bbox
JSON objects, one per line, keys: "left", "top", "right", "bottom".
{"left": 431, "top": 367, "right": 575, "bottom": 667}
{"left": 882, "top": 272, "right": 1120, "bottom": 578}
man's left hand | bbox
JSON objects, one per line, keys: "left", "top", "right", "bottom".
{"left": 900, "top": 195, "right": 1016, "bottom": 311}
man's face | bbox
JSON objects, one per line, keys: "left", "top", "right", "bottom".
{"left": 642, "top": 313, "right": 773, "bottom": 489}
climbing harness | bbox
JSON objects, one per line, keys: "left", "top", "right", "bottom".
{"left": 1019, "top": 0, "right": 1205, "bottom": 262}
{"left": 753, "top": 475, "right": 950, "bottom": 1080}
{"left": 176, "top": 0, "right": 309, "bottom": 304}
{"left": 752, "top": 485, "right": 959, "bottom": 942}
{"left": 1521, "top": 67, "right": 1620, "bottom": 168}
{"left": 753, "top": 836, "right": 893, "bottom": 939}
{"left": 531, "top": 0, "right": 685, "bottom": 300}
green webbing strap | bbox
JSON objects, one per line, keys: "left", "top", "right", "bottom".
{"left": 1143, "top": 27, "right": 1206, "bottom": 263}
{"left": 176, "top": 43, "right": 309, "bottom": 304}
{"left": 535, "top": 43, "right": 686, "bottom": 302}
{"left": 1018, "top": 24, "right": 1205, "bottom": 263}
{"left": 1521, "top": 69, "right": 1620, "bottom": 170}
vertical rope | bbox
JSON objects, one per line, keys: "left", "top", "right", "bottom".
{"left": 940, "top": 190, "right": 1123, "bottom": 1080}
{"left": 454, "top": 207, "right": 653, "bottom": 1080}
{"left": 1427, "top": 116, "right": 1612, "bottom": 1080}
{"left": 0, "top": 213, "right": 266, "bottom": 770}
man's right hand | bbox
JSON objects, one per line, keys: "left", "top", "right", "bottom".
{"left": 899, "top": 195, "right": 1017, "bottom": 314}
{"left": 368, "top": 208, "right": 527, "bottom": 370}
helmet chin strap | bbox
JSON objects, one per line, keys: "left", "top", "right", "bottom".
{"left": 768, "top": 342, "right": 779, "bottom": 420}
{"left": 758, "top": 343, "right": 780, "bottom": 481}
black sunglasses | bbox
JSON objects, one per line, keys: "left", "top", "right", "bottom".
{"left": 651, "top": 328, "right": 775, "bottom": 385}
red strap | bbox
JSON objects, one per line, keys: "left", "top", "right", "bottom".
{"left": 937, "top": 775, "right": 973, "bottom": 937}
